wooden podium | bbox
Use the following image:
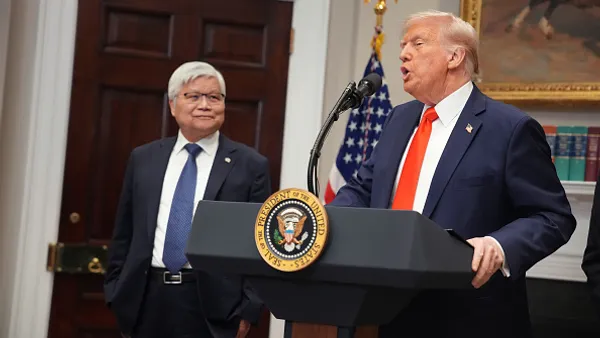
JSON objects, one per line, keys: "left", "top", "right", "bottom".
{"left": 185, "top": 200, "right": 474, "bottom": 338}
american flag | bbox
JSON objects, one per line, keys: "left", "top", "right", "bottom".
{"left": 324, "top": 51, "right": 393, "bottom": 203}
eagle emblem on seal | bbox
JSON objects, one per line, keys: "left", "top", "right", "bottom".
{"left": 276, "top": 207, "right": 309, "bottom": 252}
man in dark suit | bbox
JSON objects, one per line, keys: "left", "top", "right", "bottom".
{"left": 582, "top": 176, "right": 600, "bottom": 318}
{"left": 328, "top": 10, "right": 576, "bottom": 338}
{"left": 104, "top": 61, "right": 270, "bottom": 338}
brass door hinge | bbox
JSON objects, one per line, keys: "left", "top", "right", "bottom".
{"left": 47, "top": 242, "right": 108, "bottom": 274}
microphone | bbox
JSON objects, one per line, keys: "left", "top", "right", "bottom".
{"left": 307, "top": 73, "right": 383, "bottom": 197}
{"left": 341, "top": 72, "right": 383, "bottom": 111}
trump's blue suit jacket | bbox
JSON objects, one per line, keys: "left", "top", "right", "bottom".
{"left": 329, "top": 85, "right": 576, "bottom": 337}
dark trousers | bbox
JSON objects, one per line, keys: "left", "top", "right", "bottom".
{"left": 132, "top": 269, "right": 213, "bottom": 338}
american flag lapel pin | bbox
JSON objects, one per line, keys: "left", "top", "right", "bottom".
{"left": 466, "top": 123, "right": 473, "bottom": 134}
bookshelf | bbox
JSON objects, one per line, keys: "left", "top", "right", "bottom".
{"left": 562, "top": 181, "right": 596, "bottom": 196}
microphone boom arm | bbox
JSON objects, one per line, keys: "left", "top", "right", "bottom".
{"left": 307, "top": 81, "right": 356, "bottom": 197}
{"left": 306, "top": 72, "right": 381, "bottom": 198}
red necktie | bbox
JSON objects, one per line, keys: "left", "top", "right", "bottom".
{"left": 391, "top": 107, "right": 439, "bottom": 210}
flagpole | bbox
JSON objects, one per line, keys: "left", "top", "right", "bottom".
{"left": 365, "top": 0, "right": 397, "bottom": 61}
{"left": 322, "top": 2, "right": 397, "bottom": 204}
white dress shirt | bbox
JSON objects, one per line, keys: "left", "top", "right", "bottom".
{"left": 391, "top": 81, "right": 510, "bottom": 277}
{"left": 151, "top": 130, "right": 219, "bottom": 268}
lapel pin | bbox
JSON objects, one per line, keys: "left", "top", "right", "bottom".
{"left": 466, "top": 123, "right": 473, "bottom": 134}
{"left": 225, "top": 157, "right": 231, "bottom": 163}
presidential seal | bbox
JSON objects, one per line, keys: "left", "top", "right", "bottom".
{"left": 254, "top": 188, "right": 329, "bottom": 272}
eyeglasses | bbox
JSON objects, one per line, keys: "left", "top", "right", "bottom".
{"left": 181, "top": 92, "right": 225, "bottom": 105}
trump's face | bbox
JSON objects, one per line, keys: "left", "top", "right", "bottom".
{"left": 399, "top": 19, "right": 451, "bottom": 105}
{"left": 169, "top": 76, "right": 225, "bottom": 142}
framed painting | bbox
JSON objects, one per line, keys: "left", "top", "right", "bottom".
{"left": 460, "top": 0, "right": 600, "bottom": 106}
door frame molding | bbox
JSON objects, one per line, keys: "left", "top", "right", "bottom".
{"left": 0, "top": 0, "right": 78, "bottom": 336}
{"left": 0, "top": 0, "right": 13, "bottom": 130}
{"left": 0, "top": 1, "right": 331, "bottom": 337}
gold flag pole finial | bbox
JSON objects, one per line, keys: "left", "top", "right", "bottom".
{"left": 364, "top": 0, "right": 398, "bottom": 25}
{"left": 364, "top": 0, "right": 397, "bottom": 60}
{"left": 373, "top": 0, "right": 387, "bottom": 27}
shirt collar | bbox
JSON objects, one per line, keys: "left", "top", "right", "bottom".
{"left": 174, "top": 129, "right": 220, "bottom": 156}
{"left": 422, "top": 81, "right": 473, "bottom": 127}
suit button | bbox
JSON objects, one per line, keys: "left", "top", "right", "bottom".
{"left": 144, "top": 270, "right": 148, "bottom": 275}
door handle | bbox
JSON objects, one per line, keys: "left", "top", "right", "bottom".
{"left": 88, "top": 257, "right": 103, "bottom": 274}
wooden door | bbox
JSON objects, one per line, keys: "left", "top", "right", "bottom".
{"left": 46, "top": 0, "right": 292, "bottom": 337}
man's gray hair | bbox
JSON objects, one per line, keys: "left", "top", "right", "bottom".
{"left": 167, "top": 61, "right": 226, "bottom": 101}
{"left": 404, "top": 10, "right": 479, "bottom": 79}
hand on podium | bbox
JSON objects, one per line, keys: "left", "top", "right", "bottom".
{"left": 467, "top": 236, "right": 507, "bottom": 289}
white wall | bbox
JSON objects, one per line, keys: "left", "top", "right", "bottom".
{"left": 0, "top": 0, "right": 43, "bottom": 334}
{"left": 279, "top": 0, "right": 331, "bottom": 191}
{"left": 0, "top": 0, "right": 12, "bottom": 132}
{"left": 0, "top": 0, "right": 77, "bottom": 337}
{"left": 274, "top": 1, "right": 331, "bottom": 336}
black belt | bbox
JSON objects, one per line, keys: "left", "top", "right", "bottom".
{"left": 150, "top": 267, "right": 196, "bottom": 284}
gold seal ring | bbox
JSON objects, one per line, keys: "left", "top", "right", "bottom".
{"left": 254, "top": 188, "right": 329, "bottom": 272}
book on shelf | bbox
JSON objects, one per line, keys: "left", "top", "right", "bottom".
{"left": 543, "top": 125, "right": 600, "bottom": 183}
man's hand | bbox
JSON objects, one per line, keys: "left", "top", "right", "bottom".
{"left": 236, "top": 319, "right": 251, "bottom": 338}
{"left": 467, "top": 237, "right": 504, "bottom": 288}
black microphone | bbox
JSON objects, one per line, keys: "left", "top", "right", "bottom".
{"left": 341, "top": 72, "right": 383, "bottom": 111}
{"left": 306, "top": 72, "right": 383, "bottom": 197}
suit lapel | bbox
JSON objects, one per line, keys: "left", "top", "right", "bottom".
{"left": 146, "top": 137, "right": 176, "bottom": 242}
{"left": 203, "top": 134, "right": 237, "bottom": 201}
{"left": 421, "top": 87, "right": 486, "bottom": 218}
{"left": 376, "top": 103, "right": 422, "bottom": 208}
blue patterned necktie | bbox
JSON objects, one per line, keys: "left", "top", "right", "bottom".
{"left": 163, "top": 143, "right": 202, "bottom": 273}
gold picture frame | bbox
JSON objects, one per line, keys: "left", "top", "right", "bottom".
{"left": 460, "top": 0, "right": 600, "bottom": 107}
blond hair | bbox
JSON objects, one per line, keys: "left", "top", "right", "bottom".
{"left": 404, "top": 11, "right": 479, "bottom": 79}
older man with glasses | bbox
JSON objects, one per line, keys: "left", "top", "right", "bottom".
{"left": 104, "top": 61, "right": 270, "bottom": 338}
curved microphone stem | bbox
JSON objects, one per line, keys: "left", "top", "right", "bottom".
{"left": 307, "top": 82, "right": 356, "bottom": 197}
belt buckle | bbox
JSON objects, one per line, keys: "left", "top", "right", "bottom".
{"left": 163, "top": 271, "right": 182, "bottom": 285}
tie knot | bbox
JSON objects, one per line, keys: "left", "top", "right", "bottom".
{"left": 184, "top": 143, "right": 202, "bottom": 158}
{"left": 423, "top": 107, "right": 439, "bottom": 122}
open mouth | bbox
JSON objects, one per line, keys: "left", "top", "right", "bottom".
{"left": 192, "top": 115, "right": 215, "bottom": 119}
{"left": 401, "top": 66, "right": 410, "bottom": 79}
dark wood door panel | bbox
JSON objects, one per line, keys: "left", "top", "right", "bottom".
{"left": 202, "top": 22, "right": 268, "bottom": 66}
{"left": 103, "top": 8, "right": 174, "bottom": 59}
{"left": 198, "top": 0, "right": 271, "bottom": 24}
{"left": 90, "top": 87, "right": 175, "bottom": 241}
{"left": 49, "top": 275, "right": 118, "bottom": 338}
{"left": 221, "top": 100, "right": 263, "bottom": 148}
{"left": 103, "top": 0, "right": 194, "bottom": 10}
